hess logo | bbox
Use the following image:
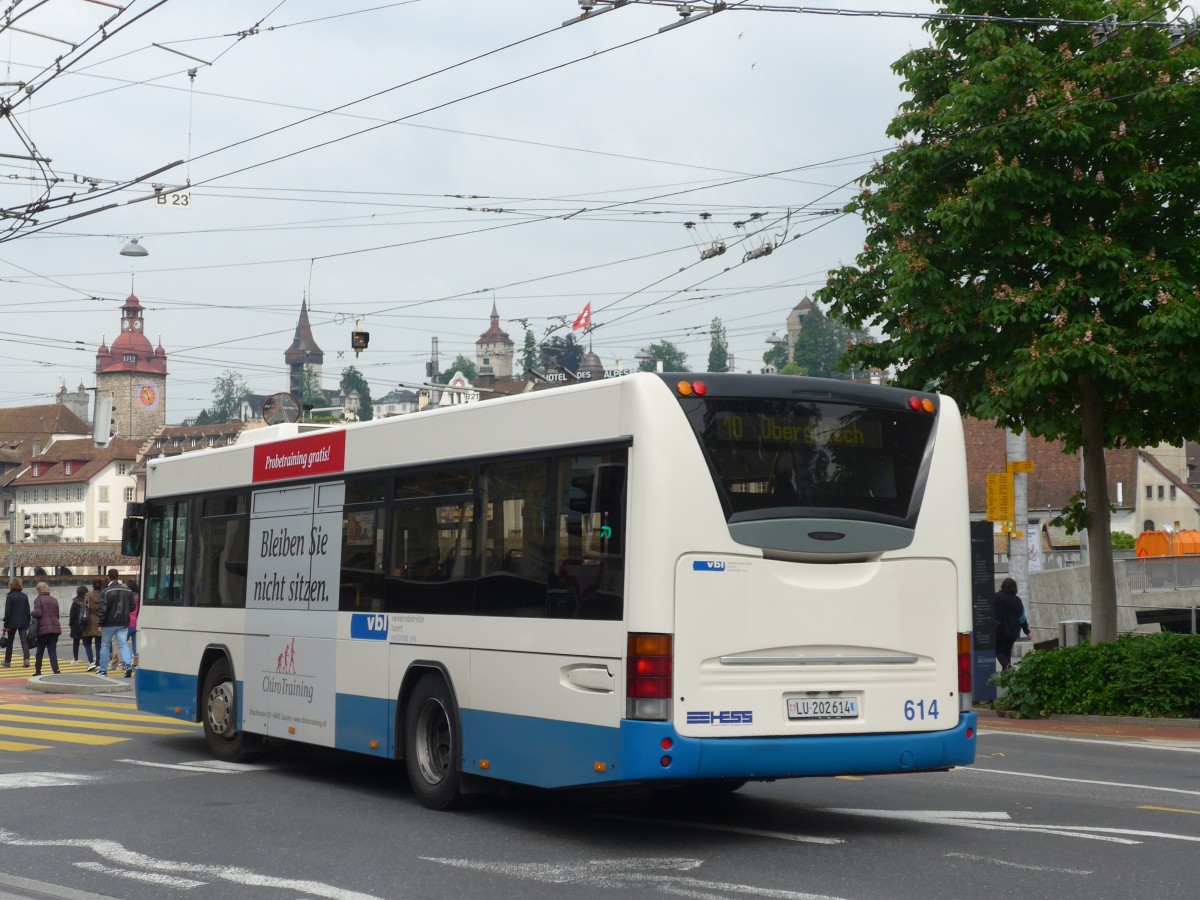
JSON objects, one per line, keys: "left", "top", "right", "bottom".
{"left": 350, "top": 613, "right": 389, "bottom": 640}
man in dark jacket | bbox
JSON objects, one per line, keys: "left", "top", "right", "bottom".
{"left": 98, "top": 569, "right": 135, "bottom": 678}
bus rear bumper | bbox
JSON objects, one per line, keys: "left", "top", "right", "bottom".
{"left": 619, "top": 712, "right": 977, "bottom": 782}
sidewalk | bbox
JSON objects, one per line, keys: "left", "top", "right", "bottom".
{"left": 0, "top": 658, "right": 134, "bottom": 696}
{"left": 975, "top": 707, "right": 1200, "bottom": 744}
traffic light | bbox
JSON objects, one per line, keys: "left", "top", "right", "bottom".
{"left": 93, "top": 396, "right": 117, "bottom": 447}
{"left": 351, "top": 331, "right": 369, "bottom": 356}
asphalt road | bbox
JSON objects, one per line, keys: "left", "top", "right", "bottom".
{"left": 1, "top": 685, "right": 1197, "bottom": 900}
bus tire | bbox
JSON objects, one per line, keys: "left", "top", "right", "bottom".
{"left": 404, "top": 674, "right": 462, "bottom": 810}
{"left": 201, "top": 658, "right": 258, "bottom": 763}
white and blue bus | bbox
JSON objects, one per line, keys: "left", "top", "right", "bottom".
{"left": 129, "top": 372, "right": 976, "bottom": 809}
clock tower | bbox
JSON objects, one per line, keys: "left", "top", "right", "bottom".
{"left": 95, "top": 293, "right": 168, "bottom": 440}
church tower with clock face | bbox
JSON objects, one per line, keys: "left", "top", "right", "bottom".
{"left": 95, "top": 293, "right": 168, "bottom": 440}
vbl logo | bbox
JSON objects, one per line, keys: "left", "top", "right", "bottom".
{"left": 350, "top": 613, "right": 388, "bottom": 640}
{"left": 692, "top": 560, "right": 726, "bottom": 572}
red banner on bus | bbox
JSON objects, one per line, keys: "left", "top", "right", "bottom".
{"left": 252, "top": 430, "right": 346, "bottom": 483}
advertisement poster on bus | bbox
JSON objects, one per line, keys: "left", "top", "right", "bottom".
{"left": 242, "top": 480, "right": 344, "bottom": 743}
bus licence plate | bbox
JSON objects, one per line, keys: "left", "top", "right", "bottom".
{"left": 787, "top": 696, "right": 859, "bottom": 719}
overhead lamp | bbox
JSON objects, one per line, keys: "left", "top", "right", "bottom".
{"left": 120, "top": 239, "right": 148, "bottom": 258}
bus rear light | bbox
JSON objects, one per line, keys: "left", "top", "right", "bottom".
{"left": 692, "top": 381, "right": 707, "bottom": 396}
{"left": 908, "top": 396, "right": 937, "bottom": 414}
{"left": 957, "top": 633, "right": 973, "bottom": 710}
{"left": 627, "top": 632, "right": 673, "bottom": 720}
{"left": 675, "top": 380, "right": 707, "bottom": 397}
{"left": 677, "top": 381, "right": 694, "bottom": 396}
{"left": 660, "top": 755, "right": 672, "bottom": 767}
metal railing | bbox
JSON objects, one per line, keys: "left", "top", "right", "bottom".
{"left": 1123, "top": 556, "right": 1200, "bottom": 593}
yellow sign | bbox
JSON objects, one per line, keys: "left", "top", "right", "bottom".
{"left": 986, "top": 472, "right": 1013, "bottom": 522}
{"left": 1007, "top": 460, "right": 1035, "bottom": 473}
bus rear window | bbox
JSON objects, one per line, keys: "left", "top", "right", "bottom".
{"left": 682, "top": 397, "right": 935, "bottom": 522}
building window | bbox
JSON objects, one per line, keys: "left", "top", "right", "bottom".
{"left": 1159, "top": 485, "right": 1165, "bottom": 499}
{"left": 76, "top": 487, "right": 84, "bottom": 501}
{"left": 32, "top": 463, "right": 39, "bottom": 477}
{"left": 42, "top": 489, "right": 48, "bottom": 502}
{"left": 53, "top": 488, "right": 60, "bottom": 502}
{"left": 208, "top": 436, "right": 216, "bottom": 447}
{"left": 173, "top": 439, "right": 181, "bottom": 448}
{"left": 118, "top": 463, "right": 128, "bottom": 475}
{"left": 99, "top": 511, "right": 109, "bottom": 528}
{"left": 155, "top": 439, "right": 164, "bottom": 449}
{"left": 1171, "top": 485, "right": 1177, "bottom": 499}
{"left": 52, "top": 513, "right": 60, "bottom": 528}
{"left": 75, "top": 512, "right": 83, "bottom": 528}
{"left": 64, "top": 462, "right": 72, "bottom": 475}
{"left": 124, "top": 487, "right": 134, "bottom": 502}
{"left": 99, "top": 486, "right": 109, "bottom": 502}
{"left": 190, "top": 437, "right": 199, "bottom": 448}
{"left": 123, "top": 354, "right": 136, "bottom": 363}
{"left": 1146, "top": 486, "right": 1153, "bottom": 499}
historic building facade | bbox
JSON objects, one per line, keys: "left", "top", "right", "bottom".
{"left": 94, "top": 293, "right": 168, "bottom": 441}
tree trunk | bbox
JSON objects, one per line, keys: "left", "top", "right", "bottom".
{"left": 1079, "top": 374, "right": 1117, "bottom": 642}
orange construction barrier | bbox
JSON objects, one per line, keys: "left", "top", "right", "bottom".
{"left": 1134, "top": 530, "right": 1200, "bottom": 558}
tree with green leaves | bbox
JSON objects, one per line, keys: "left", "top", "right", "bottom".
{"left": 791, "top": 306, "right": 855, "bottom": 379}
{"left": 340, "top": 366, "right": 373, "bottom": 421}
{"left": 540, "top": 334, "right": 583, "bottom": 374}
{"left": 294, "top": 364, "right": 324, "bottom": 410}
{"left": 438, "top": 354, "right": 477, "bottom": 384}
{"left": 707, "top": 317, "right": 729, "bottom": 373}
{"left": 762, "top": 339, "right": 788, "bottom": 371}
{"left": 521, "top": 329, "right": 538, "bottom": 375}
{"left": 195, "top": 370, "right": 249, "bottom": 425}
{"left": 816, "top": 0, "right": 1200, "bottom": 642}
{"left": 637, "top": 340, "right": 688, "bottom": 373}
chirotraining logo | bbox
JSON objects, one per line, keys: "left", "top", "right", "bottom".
{"left": 275, "top": 637, "right": 297, "bottom": 674}
{"left": 261, "top": 636, "right": 313, "bottom": 704}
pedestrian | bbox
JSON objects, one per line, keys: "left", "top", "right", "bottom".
{"left": 127, "top": 579, "right": 140, "bottom": 668}
{"left": 30, "top": 581, "right": 62, "bottom": 676}
{"left": 98, "top": 568, "right": 134, "bottom": 678}
{"left": 83, "top": 577, "right": 103, "bottom": 671}
{"left": 68, "top": 585, "right": 92, "bottom": 665}
{"left": 2, "top": 578, "right": 31, "bottom": 668}
{"left": 993, "top": 577, "right": 1028, "bottom": 672}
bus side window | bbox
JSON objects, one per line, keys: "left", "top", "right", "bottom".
{"left": 386, "top": 499, "right": 474, "bottom": 614}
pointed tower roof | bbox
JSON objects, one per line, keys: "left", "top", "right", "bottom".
{"left": 285, "top": 298, "right": 324, "bottom": 365}
{"left": 477, "top": 301, "right": 512, "bottom": 345}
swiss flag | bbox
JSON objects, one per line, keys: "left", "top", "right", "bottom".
{"left": 571, "top": 301, "right": 592, "bottom": 331}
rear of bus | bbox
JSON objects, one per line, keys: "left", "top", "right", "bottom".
{"left": 624, "top": 373, "right": 975, "bottom": 783}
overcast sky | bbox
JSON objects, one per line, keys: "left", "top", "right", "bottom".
{"left": 0, "top": 0, "right": 934, "bottom": 421}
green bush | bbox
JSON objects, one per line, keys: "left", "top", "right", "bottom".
{"left": 992, "top": 632, "right": 1200, "bottom": 719}
{"left": 1110, "top": 531, "right": 1135, "bottom": 550}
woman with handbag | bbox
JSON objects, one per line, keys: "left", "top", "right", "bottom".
{"left": 30, "top": 582, "right": 62, "bottom": 676}
{"left": 2, "top": 578, "right": 31, "bottom": 668}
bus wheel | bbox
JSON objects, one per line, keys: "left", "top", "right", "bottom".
{"left": 404, "top": 675, "right": 462, "bottom": 810}
{"left": 202, "top": 658, "right": 257, "bottom": 762}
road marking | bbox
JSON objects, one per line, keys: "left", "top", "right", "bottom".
{"left": 0, "top": 772, "right": 98, "bottom": 789}
{"left": 965, "top": 766, "right": 1200, "bottom": 799}
{"left": 117, "top": 758, "right": 272, "bottom": 773}
{"left": 0, "top": 702, "right": 197, "bottom": 727}
{"left": 0, "top": 724, "right": 126, "bottom": 745}
{"left": 0, "top": 739, "right": 51, "bottom": 751}
{"left": 944, "top": 851, "right": 1091, "bottom": 875}
{"left": 0, "top": 829, "right": 382, "bottom": 900}
{"left": 828, "top": 808, "right": 1200, "bottom": 845}
{"left": 47, "top": 697, "right": 142, "bottom": 709}
{"left": 979, "top": 728, "right": 1200, "bottom": 754}
{"left": 827, "top": 808, "right": 1137, "bottom": 843}
{"left": 0, "top": 713, "right": 197, "bottom": 735}
{"left": 594, "top": 814, "right": 843, "bottom": 844}
{"left": 1139, "top": 805, "right": 1200, "bottom": 816}
{"left": 424, "top": 857, "right": 847, "bottom": 899}
{"left": 76, "top": 861, "right": 206, "bottom": 889}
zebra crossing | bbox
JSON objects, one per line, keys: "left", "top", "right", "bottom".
{"left": 0, "top": 695, "right": 201, "bottom": 753}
